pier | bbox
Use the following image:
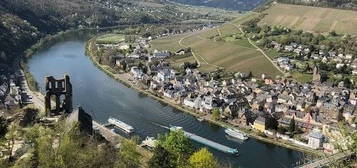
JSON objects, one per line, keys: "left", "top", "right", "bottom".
{"left": 93, "top": 121, "right": 123, "bottom": 145}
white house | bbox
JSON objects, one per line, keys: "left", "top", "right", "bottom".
{"left": 130, "top": 66, "right": 143, "bottom": 79}
{"left": 308, "top": 132, "right": 324, "bottom": 149}
{"left": 156, "top": 69, "right": 175, "bottom": 82}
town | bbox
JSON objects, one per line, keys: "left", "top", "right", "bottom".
{"left": 88, "top": 30, "right": 356, "bottom": 154}
{"left": 1, "top": 0, "right": 357, "bottom": 167}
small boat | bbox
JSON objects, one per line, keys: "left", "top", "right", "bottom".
{"left": 225, "top": 128, "right": 248, "bottom": 141}
{"left": 197, "top": 118, "right": 204, "bottom": 122}
{"left": 108, "top": 117, "right": 134, "bottom": 134}
{"left": 141, "top": 136, "right": 157, "bottom": 149}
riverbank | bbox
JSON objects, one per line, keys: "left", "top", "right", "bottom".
{"left": 18, "top": 30, "right": 155, "bottom": 167}
{"left": 85, "top": 38, "right": 324, "bottom": 156}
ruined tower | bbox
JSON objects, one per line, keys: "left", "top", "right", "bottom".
{"left": 44, "top": 75, "right": 73, "bottom": 116}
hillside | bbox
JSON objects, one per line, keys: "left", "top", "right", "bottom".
{"left": 151, "top": 12, "right": 283, "bottom": 77}
{"left": 0, "top": 0, "right": 232, "bottom": 66}
{"left": 167, "top": 0, "right": 265, "bottom": 11}
{"left": 259, "top": 3, "right": 357, "bottom": 35}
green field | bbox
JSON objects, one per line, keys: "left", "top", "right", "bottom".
{"left": 259, "top": 3, "right": 357, "bottom": 35}
{"left": 151, "top": 12, "right": 282, "bottom": 77}
{"left": 97, "top": 34, "right": 125, "bottom": 44}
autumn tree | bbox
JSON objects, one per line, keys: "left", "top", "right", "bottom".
{"left": 189, "top": 148, "right": 218, "bottom": 168}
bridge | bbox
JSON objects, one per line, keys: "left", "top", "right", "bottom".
{"left": 296, "top": 151, "right": 353, "bottom": 168}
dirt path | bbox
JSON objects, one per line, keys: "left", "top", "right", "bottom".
{"left": 178, "top": 30, "right": 223, "bottom": 69}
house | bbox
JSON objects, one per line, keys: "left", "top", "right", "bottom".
{"left": 336, "top": 63, "right": 345, "bottom": 69}
{"left": 352, "top": 70, "right": 357, "bottom": 75}
{"left": 304, "top": 48, "right": 311, "bottom": 55}
{"left": 284, "top": 45, "right": 294, "bottom": 52}
{"left": 119, "top": 44, "right": 130, "bottom": 50}
{"left": 130, "top": 66, "right": 143, "bottom": 79}
{"left": 175, "top": 48, "right": 190, "bottom": 55}
{"left": 308, "top": 132, "right": 324, "bottom": 149}
{"left": 345, "top": 54, "right": 353, "bottom": 60}
{"left": 201, "top": 95, "right": 215, "bottom": 111}
{"left": 253, "top": 116, "right": 266, "bottom": 132}
{"left": 153, "top": 50, "right": 170, "bottom": 59}
{"left": 156, "top": 69, "right": 175, "bottom": 82}
{"left": 294, "top": 48, "right": 302, "bottom": 55}
{"left": 183, "top": 94, "right": 201, "bottom": 109}
{"left": 183, "top": 97, "right": 195, "bottom": 108}
{"left": 163, "top": 89, "right": 175, "bottom": 99}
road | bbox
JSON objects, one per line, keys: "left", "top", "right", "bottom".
{"left": 19, "top": 70, "right": 45, "bottom": 111}
{"left": 297, "top": 151, "right": 353, "bottom": 168}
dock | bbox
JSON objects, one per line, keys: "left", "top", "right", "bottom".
{"left": 169, "top": 126, "right": 238, "bottom": 154}
{"left": 93, "top": 121, "right": 123, "bottom": 145}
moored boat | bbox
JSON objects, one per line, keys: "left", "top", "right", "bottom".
{"left": 108, "top": 117, "right": 134, "bottom": 133}
{"left": 225, "top": 128, "right": 248, "bottom": 141}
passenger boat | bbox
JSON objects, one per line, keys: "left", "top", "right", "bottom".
{"left": 108, "top": 117, "right": 134, "bottom": 133}
{"left": 224, "top": 128, "right": 248, "bottom": 141}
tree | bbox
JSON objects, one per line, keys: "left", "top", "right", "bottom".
{"left": 0, "top": 116, "right": 7, "bottom": 138}
{"left": 158, "top": 130, "right": 194, "bottom": 168}
{"left": 189, "top": 148, "right": 218, "bottom": 168}
{"left": 288, "top": 117, "right": 296, "bottom": 134}
{"left": 336, "top": 110, "right": 344, "bottom": 122}
{"left": 211, "top": 108, "right": 220, "bottom": 121}
{"left": 5, "top": 122, "right": 19, "bottom": 162}
{"left": 34, "top": 122, "right": 117, "bottom": 168}
{"left": 148, "top": 145, "right": 176, "bottom": 168}
{"left": 265, "top": 115, "right": 278, "bottom": 130}
{"left": 116, "top": 138, "right": 142, "bottom": 168}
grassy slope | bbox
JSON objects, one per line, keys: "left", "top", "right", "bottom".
{"left": 151, "top": 12, "right": 282, "bottom": 77}
{"left": 259, "top": 3, "right": 357, "bottom": 35}
{"left": 97, "top": 34, "right": 125, "bottom": 44}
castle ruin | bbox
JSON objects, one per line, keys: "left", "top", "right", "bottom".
{"left": 44, "top": 75, "right": 73, "bottom": 116}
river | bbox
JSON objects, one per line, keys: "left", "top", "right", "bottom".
{"left": 27, "top": 34, "right": 307, "bottom": 168}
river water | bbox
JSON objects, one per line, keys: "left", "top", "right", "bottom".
{"left": 27, "top": 34, "right": 307, "bottom": 168}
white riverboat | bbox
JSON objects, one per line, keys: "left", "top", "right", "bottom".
{"left": 108, "top": 117, "right": 134, "bottom": 133}
{"left": 225, "top": 128, "right": 248, "bottom": 141}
